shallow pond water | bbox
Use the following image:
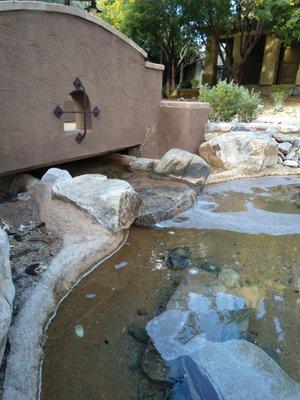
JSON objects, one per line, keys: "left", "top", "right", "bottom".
{"left": 41, "top": 176, "right": 300, "bottom": 400}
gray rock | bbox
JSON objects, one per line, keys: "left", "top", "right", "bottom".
{"left": 293, "top": 138, "right": 300, "bottom": 148}
{"left": 285, "top": 149, "right": 296, "bottom": 160}
{"left": 41, "top": 167, "right": 72, "bottom": 185}
{"left": 141, "top": 344, "right": 171, "bottom": 382}
{"left": 127, "top": 323, "right": 148, "bottom": 344}
{"left": 278, "top": 142, "right": 293, "bottom": 155}
{"left": 128, "top": 158, "right": 158, "bottom": 172}
{"left": 200, "top": 260, "right": 221, "bottom": 274}
{"left": 283, "top": 160, "right": 299, "bottom": 168}
{"left": 170, "top": 340, "right": 300, "bottom": 400}
{"left": 0, "top": 229, "right": 15, "bottom": 364}
{"left": 52, "top": 174, "right": 142, "bottom": 231}
{"left": 165, "top": 247, "right": 190, "bottom": 270}
{"left": 233, "top": 122, "right": 249, "bottom": 132}
{"left": 147, "top": 277, "right": 249, "bottom": 362}
{"left": 273, "top": 132, "right": 299, "bottom": 143}
{"left": 153, "top": 149, "right": 210, "bottom": 192}
{"left": 219, "top": 268, "right": 240, "bottom": 288}
{"left": 199, "top": 132, "right": 278, "bottom": 173}
{"left": 280, "top": 124, "right": 299, "bottom": 133}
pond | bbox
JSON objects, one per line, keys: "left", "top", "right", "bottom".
{"left": 41, "top": 176, "right": 300, "bottom": 400}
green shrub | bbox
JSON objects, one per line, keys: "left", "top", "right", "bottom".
{"left": 199, "top": 80, "right": 262, "bottom": 122}
{"left": 181, "top": 80, "right": 192, "bottom": 89}
{"left": 270, "top": 86, "right": 292, "bottom": 110}
{"left": 191, "top": 78, "right": 200, "bottom": 88}
{"left": 237, "top": 87, "right": 262, "bottom": 122}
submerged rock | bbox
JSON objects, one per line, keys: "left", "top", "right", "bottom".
{"left": 141, "top": 343, "right": 171, "bottom": 383}
{"left": 52, "top": 174, "right": 142, "bottom": 231}
{"left": 0, "top": 229, "right": 15, "bottom": 365}
{"left": 218, "top": 268, "right": 240, "bottom": 288}
{"left": 165, "top": 247, "right": 190, "bottom": 270}
{"left": 200, "top": 260, "right": 221, "bottom": 274}
{"left": 147, "top": 275, "right": 249, "bottom": 362}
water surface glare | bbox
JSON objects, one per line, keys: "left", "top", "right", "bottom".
{"left": 41, "top": 176, "right": 300, "bottom": 399}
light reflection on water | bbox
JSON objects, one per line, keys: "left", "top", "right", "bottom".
{"left": 41, "top": 176, "right": 300, "bottom": 400}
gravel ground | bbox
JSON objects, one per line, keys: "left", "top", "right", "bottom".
{"left": 0, "top": 190, "right": 62, "bottom": 397}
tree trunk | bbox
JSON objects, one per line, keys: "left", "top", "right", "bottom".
{"left": 179, "top": 63, "right": 184, "bottom": 88}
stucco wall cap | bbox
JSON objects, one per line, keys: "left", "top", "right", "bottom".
{"left": 0, "top": 1, "right": 148, "bottom": 58}
{"left": 145, "top": 61, "right": 165, "bottom": 71}
{"left": 160, "top": 100, "right": 210, "bottom": 110}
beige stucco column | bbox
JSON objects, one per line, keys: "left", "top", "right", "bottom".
{"left": 259, "top": 35, "right": 281, "bottom": 85}
{"left": 295, "top": 64, "right": 300, "bottom": 86}
{"left": 232, "top": 33, "right": 242, "bottom": 64}
{"left": 203, "top": 37, "right": 217, "bottom": 84}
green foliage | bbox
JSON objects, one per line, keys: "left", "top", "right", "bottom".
{"left": 191, "top": 78, "right": 200, "bottom": 88}
{"left": 181, "top": 80, "right": 192, "bottom": 89}
{"left": 237, "top": 87, "right": 262, "bottom": 122}
{"left": 270, "top": 86, "right": 292, "bottom": 110}
{"left": 199, "top": 81, "right": 262, "bottom": 122}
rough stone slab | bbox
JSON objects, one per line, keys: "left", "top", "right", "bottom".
{"left": 52, "top": 174, "right": 142, "bottom": 231}
{"left": 283, "top": 160, "right": 299, "bottom": 168}
{"left": 278, "top": 142, "right": 293, "bottom": 155}
{"left": 273, "top": 132, "right": 300, "bottom": 143}
{"left": 128, "top": 158, "right": 159, "bottom": 172}
{"left": 153, "top": 148, "right": 210, "bottom": 192}
{"left": 0, "top": 229, "right": 15, "bottom": 365}
{"left": 199, "top": 131, "right": 278, "bottom": 173}
{"left": 128, "top": 175, "right": 197, "bottom": 226}
{"left": 181, "top": 340, "right": 300, "bottom": 400}
{"left": 41, "top": 167, "right": 72, "bottom": 186}
{"left": 280, "top": 124, "right": 299, "bottom": 133}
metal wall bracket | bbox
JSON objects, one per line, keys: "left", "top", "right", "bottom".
{"left": 53, "top": 78, "right": 100, "bottom": 144}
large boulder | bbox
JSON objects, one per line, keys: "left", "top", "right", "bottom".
{"left": 52, "top": 174, "right": 142, "bottom": 231}
{"left": 0, "top": 229, "right": 15, "bottom": 364}
{"left": 153, "top": 148, "right": 210, "bottom": 192}
{"left": 199, "top": 131, "right": 278, "bottom": 173}
{"left": 171, "top": 340, "right": 300, "bottom": 400}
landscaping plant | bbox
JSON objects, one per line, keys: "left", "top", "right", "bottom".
{"left": 270, "top": 86, "right": 292, "bottom": 111}
{"left": 199, "top": 80, "right": 262, "bottom": 122}
{"left": 191, "top": 78, "right": 200, "bottom": 88}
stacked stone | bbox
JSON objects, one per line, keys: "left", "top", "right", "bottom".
{"left": 202, "top": 122, "right": 300, "bottom": 170}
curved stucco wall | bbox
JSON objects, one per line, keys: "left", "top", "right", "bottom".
{"left": 0, "top": 2, "right": 163, "bottom": 176}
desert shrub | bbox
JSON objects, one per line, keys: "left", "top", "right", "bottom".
{"left": 191, "top": 78, "right": 200, "bottom": 88}
{"left": 237, "top": 86, "right": 262, "bottom": 122}
{"left": 199, "top": 80, "right": 262, "bottom": 122}
{"left": 270, "top": 86, "right": 292, "bottom": 110}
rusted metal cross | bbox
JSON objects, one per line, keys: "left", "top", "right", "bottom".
{"left": 53, "top": 77, "right": 100, "bottom": 144}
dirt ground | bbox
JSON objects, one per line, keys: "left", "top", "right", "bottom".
{"left": 257, "top": 96, "right": 300, "bottom": 122}
{"left": 0, "top": 190, "right": 62, "bottom": 397}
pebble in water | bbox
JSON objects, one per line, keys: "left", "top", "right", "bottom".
{"left": 115, "top": 261, "right": 128, "bottom": 269}
{"left": 85, "top": 293, "right": 96, "bottom": 299}
{"left": 75, "top": 325, "right": 84, "bottom": 338}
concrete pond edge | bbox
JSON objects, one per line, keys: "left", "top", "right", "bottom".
{"left": 2, "top": 179, "right": 129, "bottom": 400}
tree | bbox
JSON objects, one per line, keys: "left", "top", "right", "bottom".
{"left": 185, "top": 0, "right": 300, "bottom": 83}
{"left": 98, "top": 0, "right": 203, "bottom": 91}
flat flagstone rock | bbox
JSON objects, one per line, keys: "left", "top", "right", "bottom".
{"left": 273, "top": 132, "right": 300, "bottom": 143}
{"left": 0, "top": 229, "right": 15, "bottom": 365}
{"left": 52, "top": 174, "right": 142, "bottom": 231}
{"left": 128, "top": 175, "right": 197, "bottom": 226}
{"left": 170, "top": 340, "right": 300, "bottom": 400}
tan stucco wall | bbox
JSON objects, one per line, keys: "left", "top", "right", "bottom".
{"left": 259, "top": 35, "right": 281, "bottom": 85}
{"left": 158, "top": 101, "right": 210, "bottom": 157}
{"left": 0, "top": 2, "right": 163, "bottom": 176}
